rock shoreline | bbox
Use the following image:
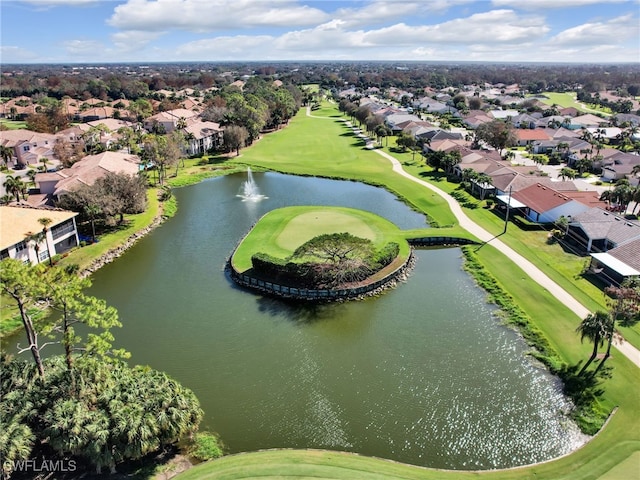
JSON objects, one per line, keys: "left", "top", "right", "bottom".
{"left": 80, "top": 215, "right": 166, "bottom": 278}
{"left": 228, "top": 250, "right": 416, "bottom": 303}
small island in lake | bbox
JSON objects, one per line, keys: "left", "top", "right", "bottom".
{"left": 229, "top": 206, "right": 413, "bottom": 301}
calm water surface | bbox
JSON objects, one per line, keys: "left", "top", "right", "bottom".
{"left": 5, "top": 172, "right": 588, "bottom": 469}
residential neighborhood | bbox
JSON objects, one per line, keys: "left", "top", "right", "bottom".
{"left": 1, "top": 60, "right": 639, "bottom": 480}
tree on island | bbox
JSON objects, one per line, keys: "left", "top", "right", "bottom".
{"left": 253, "top": 233, "right": 400, "bottom": 289}
{"left": 292, "top": 232, "right": 374, "bottom": 266}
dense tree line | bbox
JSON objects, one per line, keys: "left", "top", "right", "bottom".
{"left": 56, "top": 171, "right": 147, "bottom": 230}
{"left": 3, "top": 62, "right": 638, "bottom": 104}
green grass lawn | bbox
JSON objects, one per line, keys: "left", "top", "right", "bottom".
{"left": 533, "top": 92, "right": 612, "bottom": 115}
{"left": 233, "top": 110, "right": 455, "bottom": 227}
{"left": 0, "top": 119, "right": 28, "bottom": 129}
{"left": 56, "top": 188, "right": 161, "bottom": 272}
{"left": 172, "top": 102, "right": 640, "bottom": 480}
{"left": 231, "top": 206, "right": 409, "bottom": 272}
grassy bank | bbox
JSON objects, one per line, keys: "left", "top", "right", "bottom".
{"left": 1, "top": 189, "right": 166, "bottom": 336}
{"left": 56, "top": 188, "right": 163, "bottom": 272}
{"left": 173, "top": 103, "right": 639, "bottom": 480}
{"left": 234, "top": 109, "right": 454, "bottom": 227}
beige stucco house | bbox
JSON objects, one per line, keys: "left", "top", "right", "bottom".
{"left": 0, "top": 205, "right": 79, "bottom": 265}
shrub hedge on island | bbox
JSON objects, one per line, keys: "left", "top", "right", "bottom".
{"left": 251, "top": 232, "right": 400, "bottom": 288}
{"left": 230, "top": 206, "right": 412, "bottom": 299}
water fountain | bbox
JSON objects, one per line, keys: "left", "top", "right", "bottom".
{"left": 237, "top": 167, "right": 267, "bottom": 201}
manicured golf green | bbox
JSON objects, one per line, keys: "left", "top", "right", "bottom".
{"left": 231, "top": 206, "right": 409, "bottom": 272}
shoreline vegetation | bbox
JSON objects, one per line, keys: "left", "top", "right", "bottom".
{"left": 3, "top": 103, "right": 638, "bottom": 479}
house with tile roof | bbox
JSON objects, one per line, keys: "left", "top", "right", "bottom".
{"left": 590, "top": 238, "right": 640, "bottom": 286}
{"left": 571, "top": 114, "right": 609, "bottom": 128}
{"left": 0, "top": 205, "right": 79, "bottom": 265}
{"left": 183, "top": 120, "right": 224, "bottom": 156}
{"left": 566, "top": 208, "right": 640, "bottom": 252}
{"left": 462, "top": 110, "right": 493, "bottom": 129}
{"left": 510, "top": 183, "right": 595, "bottom": 224}
{"left": 559, "top": 107, "right": 580, "bottom": 117}
{"left": 143, "top": 108, "right": 199, "bottom": 133}
{"left": 567, "top": 208, "right": 640, "bottom": 285}
{"left": 515, "top": 129, "right": 551, "bottom": 146}
{"left": 36, "top": 151, "right": 141, "bottom": 200}
{"left": 0, "top": 129, "right": 58, "bottom": 168}
{"left": 601, "top": 152, "right": 640, "bottom": 182}
{"left": 78, "top": 106, "right": 116, "bottom": 122}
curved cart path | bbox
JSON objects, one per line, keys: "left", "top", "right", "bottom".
{"left": 307, "top": 109, "right": 639, "bottom": 367}
{"left": 374, "top": 147, "right": 640, "bottom": 368}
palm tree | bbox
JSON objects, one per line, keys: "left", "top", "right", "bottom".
{"left": 39, "top": 157, "right": 51, "bottom": 172}
{"left": 84, "top": 204, "right": 101, "bottom": 243}
{"left": 26, "top": 168, "right": 37, "bottom": 187}
{"left": 474, "top": 173, "right": 493, "bottom": 199}
{"left": 3, "top": 175, "right": 25, "bottom": 203}
{"left": 0, "top": 145, "right": 13, "bottom": 168}
{"left": 25, "top": 230, "right": 45, "bottom": 264}
{"left": 579, "top": 128, "right": 593, "bottom": 144}
{"left": 0, "top": 415, "right": 35, "bottom": 478}
{"left": 38, "top": 217, "right": 53, "bottom": 266}
{"left": 559, "top": 167, "right": 577, "bottom": 181}
{"left": 597, "top": 280, "right": 640, "bottom": 372}
{"left": 576, "top": 311, "right": 611, "bottom": 375}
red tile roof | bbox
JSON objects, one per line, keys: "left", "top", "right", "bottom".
{"left": 515, "top": 129, "right": 551, "bottom": 141}
{"left": 512, "top": 183, "right": 573, "bottom": 212}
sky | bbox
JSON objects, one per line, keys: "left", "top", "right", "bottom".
{"left": 1, "top": 0, "right": 639, "bottom": 64}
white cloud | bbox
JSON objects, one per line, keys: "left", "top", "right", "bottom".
{"left": 20, "top": 0, "right": 100, "bottom": 4}
{"left": 111, "top": 30, "right": 165, "bottom": 51}
{"left": 492, "top": 0, "right": 629, "bottom": 8}
{"left": 333, "top": 1, "right": 423, "bottom": 28}
{"left": 362, "top": 10, "right": 548, "bottom": 45}
{"left": 549, "top": 14, "right": 639, "bottom": 45}
{"left": 167, "top": 8, "right": 553, "bottom": 61}
{"left": 175, "top": 35, "right": 275, "bottom": 59}
{"left": 0, "top": 45, "right": 40, "bottom": 63}
{"left": 108, "top": 0, "right": 329, "bottom": 32}
{"left": 63, "top": 39, "right": 106, "bottom": 56}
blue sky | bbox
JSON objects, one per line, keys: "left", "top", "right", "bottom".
{"left": 1, "top": 0, "right": 639, "bottom": 64}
